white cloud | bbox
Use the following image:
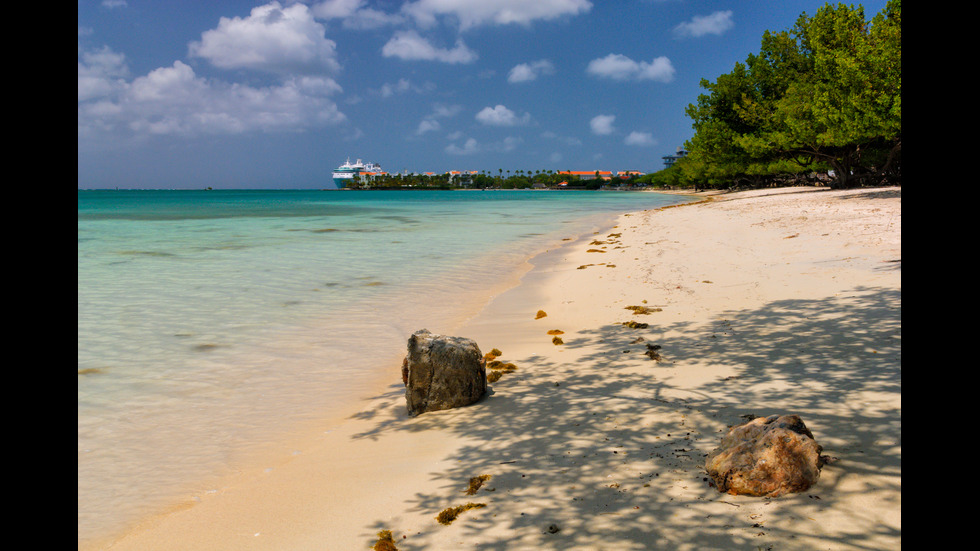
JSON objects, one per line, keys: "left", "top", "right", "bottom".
{"left": 379, "top": 78, "right": 412, "bottom": 97}
{"left": 590, "top": 114, "right": 615, "bottom": 135}
{"left": 541, "top": 130, "right": 581, "bottom": 146}
{"left": 78, "top": 57, "right": 345, "bottom": 140}
{"left": 624, "top": 131, "right": 656, "bottom": 146}
{"left": 586, "top": 53, "right": 675, "bottom": 82}
{"left": 430, "top": 104, "right": 463, "bottom": 118}
{"left": 416, "top": 103, "right": 462, "bottom": 135}
{"left": 445, "top": 135, "right": 522, "bottom": 154}
{"left": 446, "top": 137, "right": 480, "bottom": 155}
{"left": 673, "top": 10, "right": 734, "bottom": 38}
{"left": 475, "top": 104, "right": 531, "bottom": 126}
{"left": 402, "top": 0, "right": 593, "bottom": 30}
{"left": 78, "top": 45, "right": 130, "bottom": 102}
{"left": 507, "top": 59, "right": 555, "bottom": 83}
{"left": 381, "top": 30, "right": 477, "bottom": 63}
{"left": 188, "top": 2, "right": 340, "bottom": 75}
{"left": 311, "top": 0, "right": 404, "bottom": 29}
{"left": 416, "top": 119, "right": 441, "bottom": 135}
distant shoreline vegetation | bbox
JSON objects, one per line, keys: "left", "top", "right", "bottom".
{"left": 343, "top": 170, "right": 647, "bottom": 191}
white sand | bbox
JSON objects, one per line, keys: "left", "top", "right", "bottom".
{"left": 90, "top": 186, "right": 901, "bottom": 551}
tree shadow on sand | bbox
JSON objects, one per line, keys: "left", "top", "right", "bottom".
{"left": 351, "top": 285, "right": 900, "bottom": 550}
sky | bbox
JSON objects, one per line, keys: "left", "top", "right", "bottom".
{"left": 78, "top": 0, "right": 889, "bottom": 189}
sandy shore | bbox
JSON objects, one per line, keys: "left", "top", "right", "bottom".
{"left": 91, "top": 186, "right": 901, "bottom": 551}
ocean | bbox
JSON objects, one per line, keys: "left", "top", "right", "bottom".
{"left": 77, "top": 188, "right": 691, "bottom": 545}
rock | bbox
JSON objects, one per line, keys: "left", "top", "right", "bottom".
{"left": 705, "top": 414, "right": 823, "bottom": 497}
{"left": 403, "top": 329, "right": 487, "bottom": 416}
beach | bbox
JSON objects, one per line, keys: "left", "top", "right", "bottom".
{"left": 88, "top": 186, "right": 901, "bottom": 550}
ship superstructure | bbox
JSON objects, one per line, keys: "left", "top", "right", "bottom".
{"left": 332, "top": 158, "right": 384, "bottom": 189}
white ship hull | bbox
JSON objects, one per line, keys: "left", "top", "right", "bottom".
{"left": 332, "top": 158, "right": 382, "bottom": 189}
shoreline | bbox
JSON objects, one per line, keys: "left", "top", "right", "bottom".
{"left": 87, "top": 186, "right": 900, "bottom": 550}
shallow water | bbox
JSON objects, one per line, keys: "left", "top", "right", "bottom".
{"left": 77, "top": 189, "right": 691, "bottom": 544}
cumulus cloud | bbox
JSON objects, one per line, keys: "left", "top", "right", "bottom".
{"left": 78, "top": 55, "right": 345, "bottom": 141}
{"left": 673, "top": 10, "right": 734, "bottom": 38}
{"left": 586, "top": 53, "right": 675, "bottom": 82}
{"left": 402, "top": 0, "right": 593, "bottom": 30}
{"left": 624, "top": 131, "right": 656, "bottom": 146}
{"left": 475, "top": 104, "right": 531, "bottom": 126}
{"left": 507, "top": 59, "right": 555, "bottom": 83}
{"left": 590, "top": 114, "right": 615, "bottom": 135}
{"left": 188, "top": 1, "right": 340, "bottom": 75}
{"left": 381, "top": 30, "right": 477, "bottom": 63}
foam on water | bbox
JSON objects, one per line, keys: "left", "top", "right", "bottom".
{"left": 77, "top": 189, "right": 691, "bottom": 544}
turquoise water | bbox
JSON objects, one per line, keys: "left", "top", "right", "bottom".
{"left": 77, "top": 189, "right": 691, "bottom": 544}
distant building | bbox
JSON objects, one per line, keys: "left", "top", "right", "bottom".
{"left": 447, "top": 170, "right": 477, "bottom": 187}
{"left": 662, "top": 147, "right": 688, "bottom": 169}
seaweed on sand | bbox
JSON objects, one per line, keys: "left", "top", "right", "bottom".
{"left": 436, "top": 503, "right": 486, "bottom": 525}
{"left": 625, "top": 305, "right": 662, "bottom": 315}
{"left": 466, "top": 474, "right": 492, "bottom": 495}
{"left": 372, "top": 529, "right": 398, "bottom": 551}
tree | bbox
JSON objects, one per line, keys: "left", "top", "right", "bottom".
{"left": 685, "top": 1, "right": 900, "bottom": 189}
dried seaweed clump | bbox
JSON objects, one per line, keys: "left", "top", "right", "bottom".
{"left": 546, "top": 329, "right": 564, "bottom": 335}
{"left": 535, "top": 310, "right": 547, "bottom": 320}
{"left": 466, "top": 474, "right": 492, "bottom": 495}
{"left": 622, "top": 321, "right": 649, "bottom": 329}
{"left": 485, "top": 348, "right": 503, "bottom": 360}
{"left": 487, "top": 371, "right": 503, "bottom": 383}
{"left": 487, "top": 360, "right": 517, "bottom": 371}
{"left": 552, "top": 336, "right": 564, "bottom": 345}
{"left": 78, "top": 368, "right": 106, "bottom": 375}
{"left": 372, "top": 529, "right": 398, "bottom": 551}
{"left": 625, "top": 305, "right": 662, "bottom": 315}
{"left": 436, "top": 503, "right": 486, "bottom": 525}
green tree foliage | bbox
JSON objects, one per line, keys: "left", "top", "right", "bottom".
{"left": 685, "top": 1, "right": 900, "bottom": 189}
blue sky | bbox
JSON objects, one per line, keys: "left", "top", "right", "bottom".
{"left": 78, "top": 0, "right": 889, "bottom": 189}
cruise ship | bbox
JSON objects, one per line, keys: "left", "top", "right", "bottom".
{"left": 332, "top": 158, "right": 384, "bottom": 189}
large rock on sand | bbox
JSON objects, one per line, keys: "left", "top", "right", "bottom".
{"left": 705, "top": 414, "right": 823, "bottom": 497}
{"left": 403, "top": 329, "right": 487, "bottom": 416}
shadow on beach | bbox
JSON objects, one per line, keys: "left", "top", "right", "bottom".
{"left": 348, "top": 282, "right": 900, "bottom": 550}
